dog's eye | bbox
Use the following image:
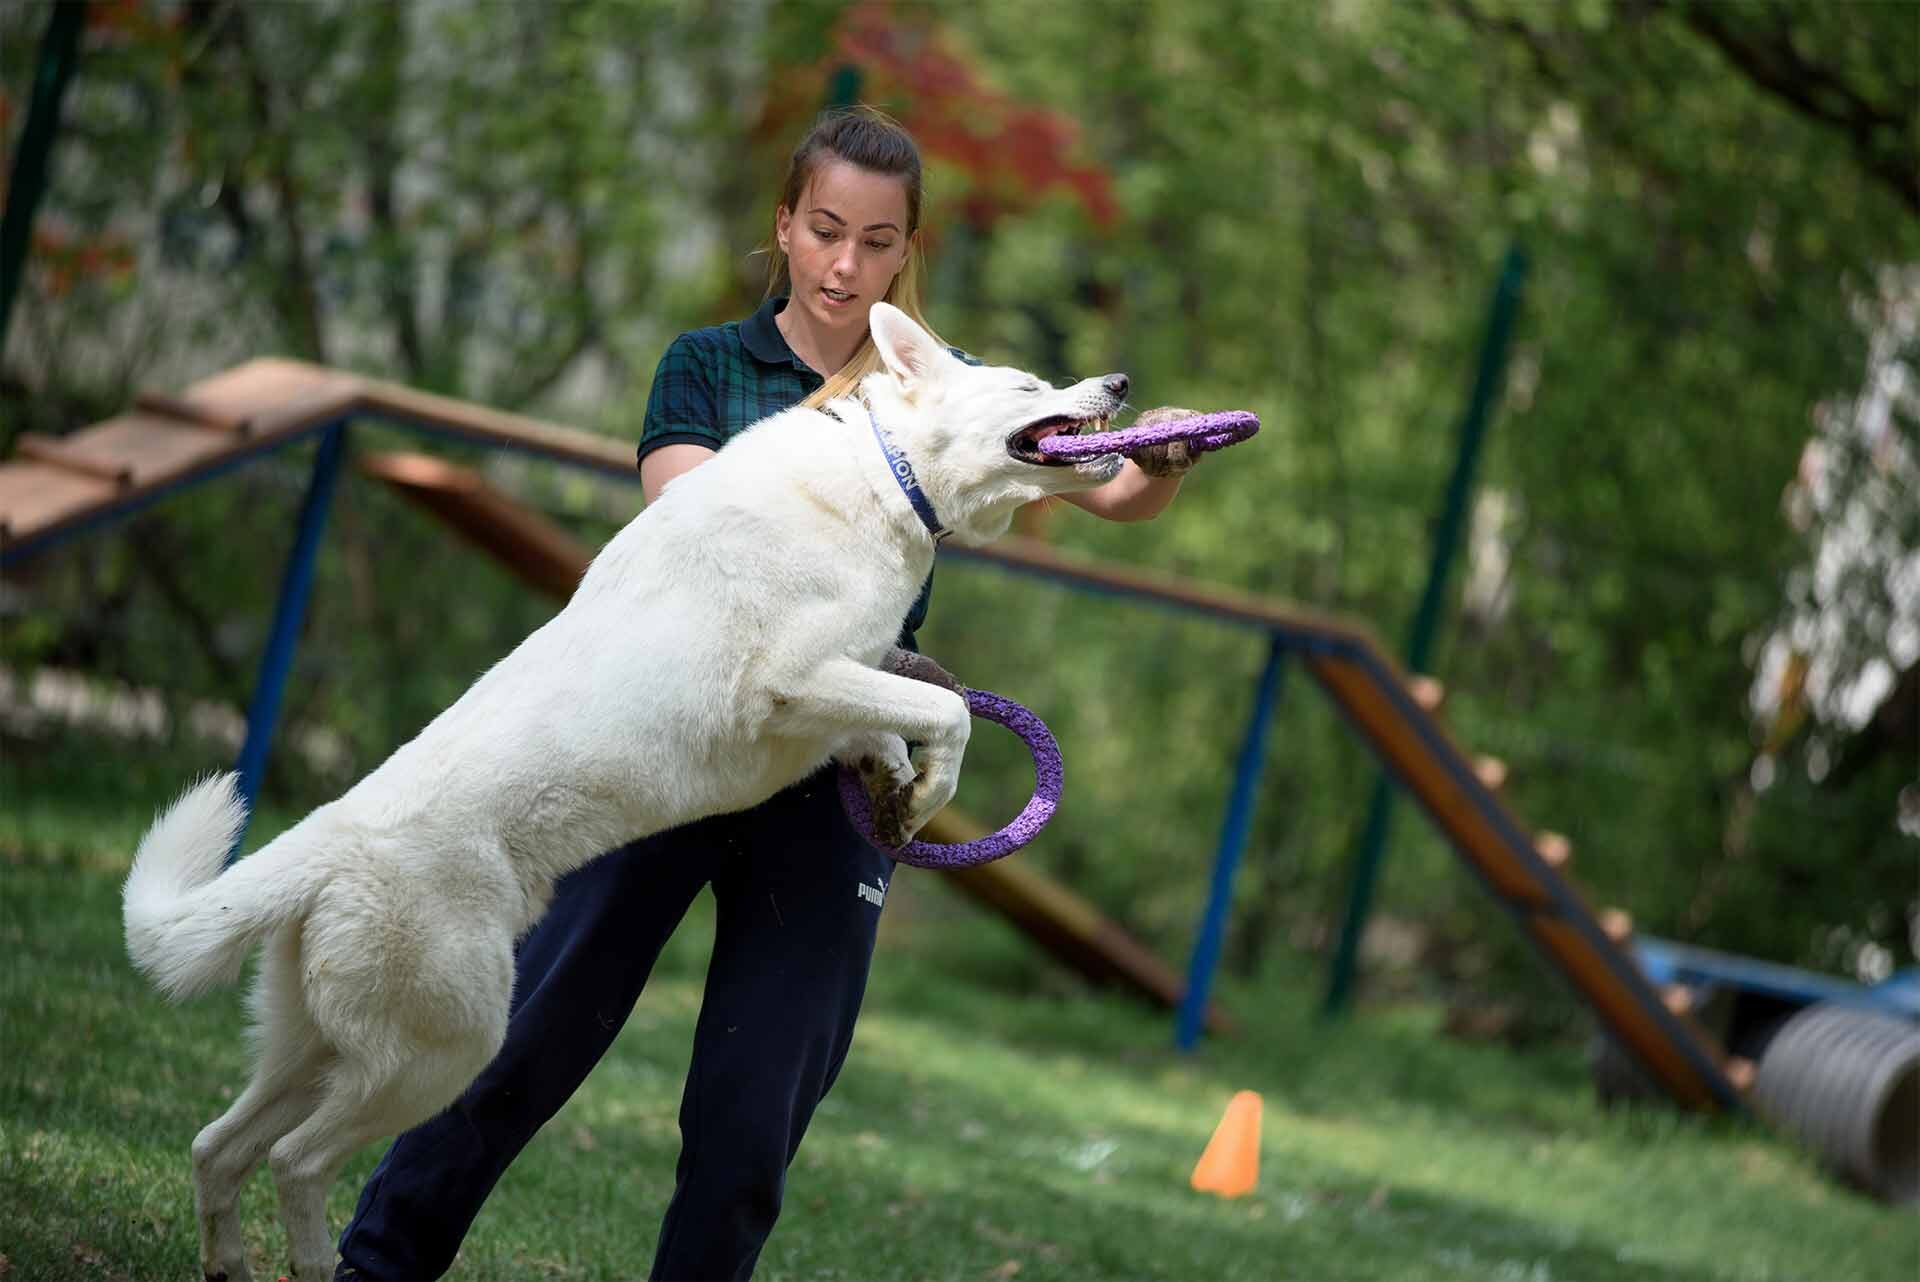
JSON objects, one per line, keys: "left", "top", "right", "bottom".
{"left": 1020, "top": 382, "right": 1042, "bottom": 393}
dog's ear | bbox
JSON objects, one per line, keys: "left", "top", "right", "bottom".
{"left": 869, "top": 302, "right": 940, "bottom": 395}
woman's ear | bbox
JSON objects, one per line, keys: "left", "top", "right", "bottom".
{"left": 774, "top": 205, "right": 792, "bottom": 255}
{"left": 869, "top": 302, "right": 938, "bottom": 393}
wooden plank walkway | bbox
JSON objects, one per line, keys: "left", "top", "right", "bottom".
{"left": 0, "top": 357, "right": 632, "bottom": 561}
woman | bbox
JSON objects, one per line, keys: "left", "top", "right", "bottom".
{"left": 334, "top": 106, "right": 1195, "bottom": 1282}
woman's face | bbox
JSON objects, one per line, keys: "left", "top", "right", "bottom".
{"left": 776, "top": 159, "right": 913, "bottom": 341}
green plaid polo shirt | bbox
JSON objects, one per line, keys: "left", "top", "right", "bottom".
{"left": 637, "top": 295, "right": 941, "bottom": 648}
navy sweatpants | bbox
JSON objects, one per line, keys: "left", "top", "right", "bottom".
{"left": 334, "top": 768, "right": 895, "bottom": 1281}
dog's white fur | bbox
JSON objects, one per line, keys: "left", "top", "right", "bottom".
{"left": 122, "top": 304, "right": 1126, "bottom": 1281}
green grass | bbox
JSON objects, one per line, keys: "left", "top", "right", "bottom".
{"left": 3, "top": 776, "right": 1915, "bottom": 1281}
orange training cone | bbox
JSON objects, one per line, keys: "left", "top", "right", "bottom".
{"left": 1189, "top": 1090, "right": 1261, "bottom": 1197}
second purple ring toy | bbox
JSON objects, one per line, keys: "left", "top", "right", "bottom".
{"left": 838, "top": 688, "right": 1062, "bottom": 870}
{"left": 1037, "top": 409, "right": 1260, "bottom": 460}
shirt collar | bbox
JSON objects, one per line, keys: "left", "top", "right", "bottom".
{"left": 740, "top": 296, "right": 816, "bottom": 374}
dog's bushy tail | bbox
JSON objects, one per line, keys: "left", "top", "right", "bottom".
{"left": 123, "top": 773, "right": 308, "bottom": 1001}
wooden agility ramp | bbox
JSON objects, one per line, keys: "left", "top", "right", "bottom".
{"left": 945, "top": 536, "right": 1749, "bottom": 1111}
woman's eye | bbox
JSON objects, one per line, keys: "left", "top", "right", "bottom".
{"left": 868, "top": 240, "right": 893, "bottom": 251}
{"left": 814, "top": 227, "right": 838, "bottom": 240}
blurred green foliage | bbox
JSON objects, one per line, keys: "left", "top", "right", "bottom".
{"left": 3, "top": 0, "right": 1914, "bottom": 1018}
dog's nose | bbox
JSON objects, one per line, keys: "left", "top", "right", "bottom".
{"left": 1103, "top": 374, "right": 1129, "bottom": 401}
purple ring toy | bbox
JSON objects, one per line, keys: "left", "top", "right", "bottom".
{"left": 838, "top": 688, "right": 1062, "bottom": 869}
{"left": 1036, "top": 409, "right": 1260, "bottom": 460}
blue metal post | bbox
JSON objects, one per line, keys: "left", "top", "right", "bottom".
{"left": 1323, "top": 245, "right": 1528, "bottom": 1016}
{"left": 231, "top": 422, "right": 349, "bottom": 855}
{"left": 1176, "top": 634, "right": 1288, "bottom": 1050}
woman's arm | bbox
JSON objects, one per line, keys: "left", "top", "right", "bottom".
{"left": 1061, "top": 462, "right": 1186, "bottom": 522}
{"left": 641, "top": 442, "right": 718, "bottom": 505}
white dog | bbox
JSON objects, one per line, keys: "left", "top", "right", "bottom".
{"left": 122, "top": 303, "right": 1128, "bottom": 1282}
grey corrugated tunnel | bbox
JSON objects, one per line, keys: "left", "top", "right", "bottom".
{"left": 1750, "top": 1005, "right": 1920, "bottom": 1205}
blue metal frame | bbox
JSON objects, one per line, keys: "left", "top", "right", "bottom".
{"left": 1634, "top": 937, "right": 1920, "bottom": 1024}
{"left": 1176, "top": 634, "right": 1287, "bottom": 1049}
{"left": 229, "top": 421, "right": 349, "bottom": 855}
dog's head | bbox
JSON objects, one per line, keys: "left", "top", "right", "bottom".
{"left": 860, "top": 303, "right": 1127, "bottom": 546}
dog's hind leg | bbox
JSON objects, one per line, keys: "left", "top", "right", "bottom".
{"left": 194, "top": 1005, "right": 334, "bottom": 1274}
{"left": 268, "top": 1041, "right": 499, "bottom": 1280}
{"left": 192, "top": 933, "right": 332, "bottom": 1282}
{"left": 267, "top": 1077, "right": 389, "bottom": 1281}
{"left": 272, "top": 1044, "right": 499, "bottom": 1274}
{"left": 193, "top": 1069, "right": 327, "bottom": 1282}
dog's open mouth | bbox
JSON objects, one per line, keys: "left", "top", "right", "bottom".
{"left": 1007, "top": 414, "right": 1112, "bottom": 465}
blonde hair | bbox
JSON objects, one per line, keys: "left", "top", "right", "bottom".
{"left": 762, "top": 106, "right": 949, "bottom": 409}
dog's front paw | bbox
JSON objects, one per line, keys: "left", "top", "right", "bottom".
{"left": 900, "top": 691, "right": 971, "bottom": 839}
{"left": 901, "top": 744, "right": 964, "bottom": 843}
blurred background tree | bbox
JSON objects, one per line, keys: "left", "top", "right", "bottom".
{"left": 3, "top": 0, "right": 1914, "bottom": 1025}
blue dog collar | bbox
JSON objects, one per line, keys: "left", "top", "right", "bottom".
{"left": 867, "top": 405, "right": 949, "bottom": 542}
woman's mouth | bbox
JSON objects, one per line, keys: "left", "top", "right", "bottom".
{"left": 821, "top": 286, "right": 855, "bottom": 307}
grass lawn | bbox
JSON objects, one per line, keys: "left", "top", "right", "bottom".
{"left": 3, "top": 767, "right": 1915, "bottom": 1281}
